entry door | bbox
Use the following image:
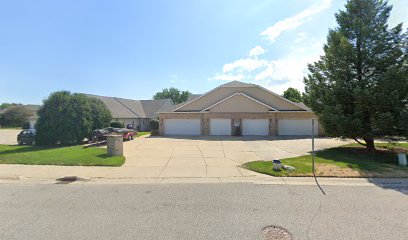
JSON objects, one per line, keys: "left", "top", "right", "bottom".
{"left": 210, "top": 119, "right": 232, "bottom": 136}
{"left": 242, "top": 119, "right": 269, "bottom": 136}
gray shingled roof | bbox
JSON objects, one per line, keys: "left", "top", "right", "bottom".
{"left": 220, "top": 81, "right": 256, "bottom": 88}
{"left": 141, "top": 99, "right": 174, "bottom": 118}
{"left": 84, "top": 94, "right": 174, "bottom": 119}
{"left": 294, "top": 102, "right": 311, "bottom": 111}
{"left": 85, "top": 94, "right": 137, "bottom": 118}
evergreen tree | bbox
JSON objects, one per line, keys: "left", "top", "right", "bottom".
{"left": 304, "top": 0, "right": 408, "bottom": 151}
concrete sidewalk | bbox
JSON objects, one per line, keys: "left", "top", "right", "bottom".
{"left": 0, "top": 162, "right": 407, "bottom": 189}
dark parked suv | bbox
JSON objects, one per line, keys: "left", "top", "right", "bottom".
{"left": 17, "top": 129, "right": 36, "bottom": 145}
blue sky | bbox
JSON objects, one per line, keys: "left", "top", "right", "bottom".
{"left": 0, "top": 0, "right": 407, "bottom": 104}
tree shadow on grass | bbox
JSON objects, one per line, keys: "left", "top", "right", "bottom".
{"left": 315, "top": 147, "right": 408, "bottom": 195}
{"left": 0, "top": 145, "right": 58, "bottom": 156}
{"left": 314, "top": 147, "right": 400, "bottom": 173}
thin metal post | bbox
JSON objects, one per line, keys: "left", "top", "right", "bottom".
{"left": 312, "top": 119, "right": 315, "bottom": 174}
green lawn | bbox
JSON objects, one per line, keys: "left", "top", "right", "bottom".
{"left": 137, "top": 132, "right": 150, "bottom": 137}
{"left": 0, "top": 144, "right": 125, "bottom": 166}
{"left": 243, "top": 143, "right": 408, "bottom": 177}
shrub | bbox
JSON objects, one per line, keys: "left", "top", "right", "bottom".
{"left": 35, "top": 91, "right": 111, "bottom": 146}
{"left": 89, "top": 98, "right": 112, "bottom": 130}
{"left": 149, "top": 119, "right": 159, "bottom": 131}
{"left": 150, "top": 130, "right": 159, "bottom": 136}
{"left": 110, "top": 121, "right": 125, "bottom": 128}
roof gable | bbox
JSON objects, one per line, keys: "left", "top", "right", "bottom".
{"left": 174, "top": 81, "right": 307, "bottom": 112}
{"left": 203, "top": 93, "right": 276, "bottom": 112}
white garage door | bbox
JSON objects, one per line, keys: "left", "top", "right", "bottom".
{"left": 164, "top": 119, "right": 201, "bottom": 136}
{"left": 210, "top": 119, "right": 231, "bottom": 136}
{"left": 278, "top": 119, "right": 318, "bottom": 136}
{"left": 242, "top": 119, "right": 269, "bottom": 136}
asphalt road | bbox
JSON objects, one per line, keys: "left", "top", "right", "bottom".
{"left": 0, "top": 183, "right": 407, "bottom": 240}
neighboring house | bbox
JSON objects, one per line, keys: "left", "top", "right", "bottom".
{"left": 159, "top": 81, "right": 323, "bottom": 136}
{"left": 26, "top": 95, "right": 174, "bottom": 131}
{"left": 85, "top": 94, "right": 174, "bottom": 131}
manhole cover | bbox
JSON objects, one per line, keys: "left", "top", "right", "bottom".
{"left": 262, "top": 226, "right": 292, "bottom": 240}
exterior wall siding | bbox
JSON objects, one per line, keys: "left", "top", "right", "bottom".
{"left": 209, "top": 94, "right": 270, "bottom": 112}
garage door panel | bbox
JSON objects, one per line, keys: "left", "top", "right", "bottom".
{"left": 278, "top": 119, "right": 318, "bottom": 136}
{"left": 210, "top": 119, "right": 231, "bottom": 136}
{"left": 242, "top": 119, "right": 269, "bottom": 136}
{"left": 164, "top": 119, "right": 201, "bottom": 136}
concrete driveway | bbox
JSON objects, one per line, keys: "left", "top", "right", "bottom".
{"left": 120, "top": 136, "right": 349, "bottom": 179}
{"left": 0, "top": 129, "right": 20, "bottom": 145}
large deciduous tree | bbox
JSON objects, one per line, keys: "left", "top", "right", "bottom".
{"left": 283, "top": 87, "right": 302, "bottom": 102}
{"left": 304, "top": 0, "right": 408, "bottom": 151}
{"left": 0, "top": 103, "right": 20, "bottom": 110}
{"left": 153, "top": 87, "right": 190, "bottom": 104}
{"left": 0, "top": 105, "right": 32, "bottom": 127}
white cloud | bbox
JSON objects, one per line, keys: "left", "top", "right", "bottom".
{"left": 222, "top": 58, "right": 268, "bottom": 73}
{"left": 260, "top": 0, "right": 332, "bottom": 42}
{"left": 210, "top": 0, "right": 331, "bottom": 94}
{"left": 211, "top": 35, "right": 325, "bottom": 93}
{"left": 248, "top": 46, "right": 267, "bottom": 57}
{"left": 211, "top": 74, "right": 245, "bottom": 81}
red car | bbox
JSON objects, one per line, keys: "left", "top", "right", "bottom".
{"left": 122, "top": 130, "right": 136, "bottom": 141}
{"left": 89, "top": 128, "right": 137, "bottom": 142}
